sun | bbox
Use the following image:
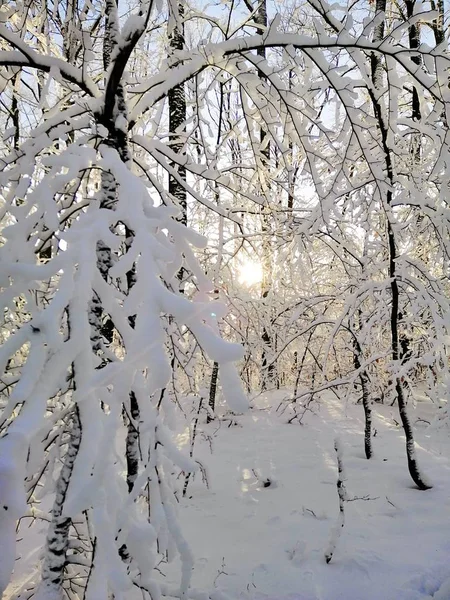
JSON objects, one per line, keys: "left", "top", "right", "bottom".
{"left": 238, "top": 259, "right": 263, "bottom": 286}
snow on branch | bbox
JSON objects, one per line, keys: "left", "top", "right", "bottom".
{"left": 0, "top": 25, "right": 100, "bottom": 97}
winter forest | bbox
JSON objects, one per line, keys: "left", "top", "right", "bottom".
{"left": 1, "top": 0, "right": 450, "bottom": 598}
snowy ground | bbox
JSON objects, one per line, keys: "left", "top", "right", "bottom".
{"left": 6, "top": 391, "right": 450, "bottom": 600}
{"left": 174, "top": 391, "right": 450, "bottom": 600}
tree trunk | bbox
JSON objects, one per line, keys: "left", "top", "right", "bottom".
{"left": 405, "top": 0, "right": 421, "bottom": 123}
{"left": 169, "top": 3, "right": 187, "bottom": 232}
{"left": 207, "top": 362, "right": 219, "bottom": 423}
{"left": 370, "top": 0, "right": 431, "bottom": 489}
{"left": 248, "top": 0, "right": 276, "bottom": 391}
{"left": 430, "top": 0, "right": 444, "bottom": 44}
{"left": 38, "top": 409, "right": 81, "bottom": 597}
{"left": 353, "top": 336, "right": 372, "bottom": 459}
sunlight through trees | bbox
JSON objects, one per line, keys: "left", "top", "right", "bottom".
{"left": 0, "top": 0, "right": 449, "bottom": 597}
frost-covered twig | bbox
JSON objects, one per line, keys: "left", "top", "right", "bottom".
{"left": 287, "top": 394, "right": 317, "bottom": 424}
{"left": 183, "top": 392, "right": 204, "bottom": 498}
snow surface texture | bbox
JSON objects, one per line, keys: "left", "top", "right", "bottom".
{"left": 5, "top": 391, "right": 450, "bottom": 600}
{"left": 0, "top": 433, "right": 28, "bottom": 596}
{"left": 168, "top": 392, "right": 450, "bottom": 600}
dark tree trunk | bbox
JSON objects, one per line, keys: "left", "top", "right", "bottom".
{"left": 246, "top": 0, "right": 276, "bottom": 391}
{"left": 361, "top": 371, "right": 372, "bottom": 460}
{"left": 207, "top": 362, "right": 219, "bottom": 423}
{"left": 405, "top": 0, "right": 421, "bottom": 122}
{"left": 430, "top": 0, "right": 444, "bottom": 44}
{"left": 10, "top": 73, "right": 20, "bottom": 151}
{"left": 370, "top": 0, "right": 431, "bottom": 489}
{"left": 353, "top": 337, "right": 372, "bottom": 459}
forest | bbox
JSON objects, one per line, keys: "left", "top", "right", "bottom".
{"left": 0, "top": 0, "right": 449, "bottom": 598}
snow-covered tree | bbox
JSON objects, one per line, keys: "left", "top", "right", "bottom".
{"left": 1, "top": 0, "right": 450, "bottom": 596}
{"left": 0, "top": 1, "right": 247, "bottom": 597}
